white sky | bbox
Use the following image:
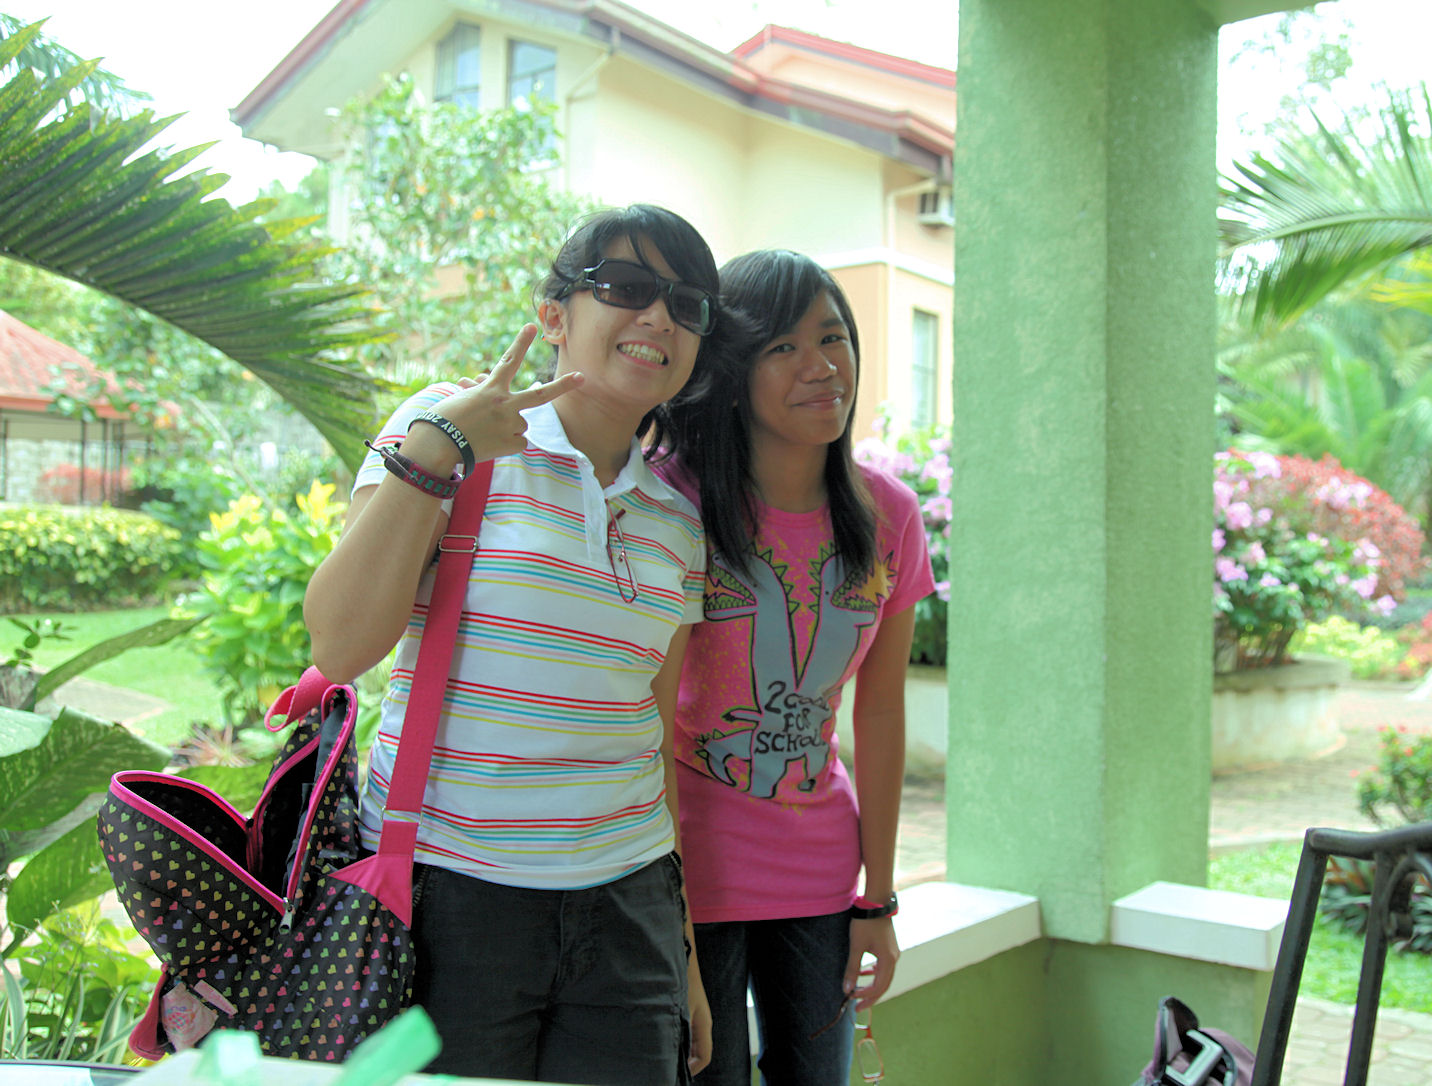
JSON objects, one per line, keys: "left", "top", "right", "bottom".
{"left": 1216, "top": 0, "right": 1432, "bottom": 171}
{"left": 2, "top": 0, "right": 1429, "bottom": 201}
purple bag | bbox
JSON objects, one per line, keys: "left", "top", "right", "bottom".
{"left": 1136, "top": 996, "right": 1255, "bottom": 1086}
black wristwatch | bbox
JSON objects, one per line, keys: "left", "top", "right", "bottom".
{"left": 848, "top": 892, "right": 899, "bottom": 920}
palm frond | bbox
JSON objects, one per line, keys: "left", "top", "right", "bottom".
{"left": 0, "top": 22, "right": 395, "bottom": 468}
{"left": 1380, "top": 385, "right": 1432, "bottom": 512}
{"left": 1225, "top": 366, "right": 1342, "bottom": 461}
{"left": 1220, "top": 85, "right": 1432, "bottom": 330}
{"left": 0, "top": 14, "right": 148, "bottom": 116}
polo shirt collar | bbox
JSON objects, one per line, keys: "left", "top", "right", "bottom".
{"left": 522, "top": 401, "right": 682, "bottom": 558}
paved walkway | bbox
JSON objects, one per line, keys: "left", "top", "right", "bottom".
{"left": 40, "top": 674, "right": 172, "bottom": 729}
{"left": 893, "top": 682, "right": 1432, "bottom": 1084}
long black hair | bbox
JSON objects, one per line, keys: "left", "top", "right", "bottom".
{"left": 536, "top": 204, "right": 721, "bottom": 438}
{"left": 653, "top": 249, "right": 876, "bottom": 577}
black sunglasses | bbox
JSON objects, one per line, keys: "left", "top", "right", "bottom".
{"left": 563, "top": 259, "right": 716, "bottom": 336}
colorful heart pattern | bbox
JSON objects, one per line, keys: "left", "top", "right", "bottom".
{"left": 97, "top": 692, "right": 416, "bottom": 1062}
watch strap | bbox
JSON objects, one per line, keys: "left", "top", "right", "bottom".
{"left": 849, "top": 892, "right": 899, "bottom": 919}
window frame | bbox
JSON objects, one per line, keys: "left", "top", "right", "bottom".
{"left": 436, "top": 22, "right": 482, "bottom": 109}
{"left": 506, "top": 38, "right": 556, "bottom": 110}
{"left": 911, "top": 307, "right": 940, "bottom": 428}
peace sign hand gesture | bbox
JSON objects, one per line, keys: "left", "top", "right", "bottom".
{"left": 425, "top": 324, "right": 584, "bottom": 465}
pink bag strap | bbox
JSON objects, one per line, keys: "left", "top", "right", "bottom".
{"left": 378, "top": 460, "right": 494, "bottom": 844}
{"left": 265, "top": 664, "right": 337, "bottom": 731}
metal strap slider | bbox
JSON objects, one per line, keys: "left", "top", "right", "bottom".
{"left": 438, "top": 534, "right": 479, "bottom": 554}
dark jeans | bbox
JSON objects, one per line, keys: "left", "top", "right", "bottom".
{"left": 694, "top": 912, "right": 854, "bottom": 1086}
{"left": 411, "top": 854, "right": 690, "bottom": 1084}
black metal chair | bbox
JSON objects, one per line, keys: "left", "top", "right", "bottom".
{"left": 1251, "top": 821, "right": 1432, "bottom": 1086}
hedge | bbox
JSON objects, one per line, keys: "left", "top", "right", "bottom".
{"left": 0, "top": 504, "right": 184, "bottom": 612}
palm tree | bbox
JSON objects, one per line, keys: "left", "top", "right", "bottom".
{"left": 1220, "top": 85, "right": 1432, "bottom": 329}
{"left": 0, "top": 21, "right": 392, "bottom": 469}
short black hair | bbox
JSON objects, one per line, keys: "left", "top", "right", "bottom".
{"left": 536, "top": 204, "right": 720, "bottom": 436}
{"left": 537, "top": 203, "right": 720, "bottom": 304}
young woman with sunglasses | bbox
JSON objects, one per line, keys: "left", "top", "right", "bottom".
{"left": 305, "top": 205, "right": 720, "bottom": 1084}
{"left": 650, "top": 250, "right": 934, "bottom": 1085}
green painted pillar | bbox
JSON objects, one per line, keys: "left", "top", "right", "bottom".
{"left": 949, "top": 0, "right": 1218, "bottom": 942}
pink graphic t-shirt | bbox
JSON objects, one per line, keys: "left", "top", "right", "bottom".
{"left": 661, "top": 464, "right": 935, "bottom": 922}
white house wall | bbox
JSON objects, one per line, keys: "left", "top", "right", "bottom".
{"left": 736, "top": 122, "right": 885, "bottom": 257}
{"left": 238, "top": 1, "right": 955, "bottom": 428}
{"left": 564, "top": 60, "right": 748, "bottom": 262}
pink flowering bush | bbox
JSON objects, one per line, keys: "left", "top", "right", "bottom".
{"left": 1214, "top": 450, "right": 1402, "bottom": 671}
{"left": 1275, "top": 455, "right": 1426, "bottom": 603}
{"left": 854, "top": 418, "right": 951, "bottom": 666}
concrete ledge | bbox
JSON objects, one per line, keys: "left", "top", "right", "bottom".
{"left": 745, "top": 881, "right": 1042, "bottom": 1052}
{"left": 1111, "top": 881, "right": 1286, "bottom": 970}
{"left": 886, "top": 881, "right": 1042, "bottom": 999}
{"left": 1212, "top": 655, "right": 1349, "bottom": 771}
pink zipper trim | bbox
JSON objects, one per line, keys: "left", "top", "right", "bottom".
{"left": 107, "top": 772, "right": 284, "bottom": 913}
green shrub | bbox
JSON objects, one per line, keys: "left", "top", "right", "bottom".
{"left": 184, "top": 481, "right": 344, "bottom": 727}
{"left": 1303, "top": 730, "right": 1432, "bottom": 959}
{"left": 0, "top": 906, "right": 154, "bottom": 1063}
{"left": 0, "top": 505, "right": 183, "bottom": 612}
{"left": 1393, "top": 610, "right": 1432, "bottom": 681}
{"left": 1320, "top": 857, "right": 1432, "bottom": 956}
{"left": 1292, "top": 615, "right": 1406, "bottom": 679}
{"left": 1358, "top": 727, "right": 1432, "bottom": 826}
{"left": 133, "top": 458, "right": 247, "bottom": 573}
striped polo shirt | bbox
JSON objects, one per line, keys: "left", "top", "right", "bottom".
{"left": 353, "top": 386, "right": 706, "bottom": 889}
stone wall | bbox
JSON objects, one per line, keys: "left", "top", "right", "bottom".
{"left": 1, "top": 437, "right": 145, "bottom": 505}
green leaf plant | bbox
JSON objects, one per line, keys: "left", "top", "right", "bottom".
{"left": 185, "top": 480, "right": 345, "bottom": 727}
{"left": 0, "top": 904, "right": 154, "bottom": 1062}
{"left": 0, "top": 20, "right": 395, "bottom": 470}
{"left": 0, "top": 703, "right": 168, "bottom": 956}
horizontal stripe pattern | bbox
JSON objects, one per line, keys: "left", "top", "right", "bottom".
{"left": 355, "top": 393, "right": 704, "bottom": 890}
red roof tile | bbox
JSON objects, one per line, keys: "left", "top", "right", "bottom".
{"left": 0, "top": 308, "right": 128, "bottom": 418}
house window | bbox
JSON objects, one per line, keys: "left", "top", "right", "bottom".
{"left": 912, "top": 309, "right": 939, "bottom": 428}
{"left": 508, "top": 41, "right": 555, "bottom": 110}
{"left": 436, "top": 23, "right": 482, "bottom": 108}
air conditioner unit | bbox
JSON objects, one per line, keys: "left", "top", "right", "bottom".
{"left": 917, "top": 187, "right": 954, "bottom": 228}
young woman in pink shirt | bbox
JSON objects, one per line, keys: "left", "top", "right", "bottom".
{"left": 652, "top": 250, "right": 935, "bottom": 1084}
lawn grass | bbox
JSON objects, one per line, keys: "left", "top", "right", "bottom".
{"left": 7, "top": 605, "right": 224, "bottom": 748}
{"left": 1209, "top": 842, "right": 1432, "bottom": 1014}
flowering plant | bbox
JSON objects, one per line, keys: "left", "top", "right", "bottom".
{"left": 1358, "top": 726, "right": 1432, "bottom": 827}
{"left": 1214, "top": 450, "right": 1408, "bottom": 671}
{"left": 1275, "top": 454, "right": 1427, "bottom": 601}
{"left": 853, "top": 418, "right": 951, "bottom": 667}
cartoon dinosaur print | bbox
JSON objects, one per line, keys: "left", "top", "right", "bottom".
{"left": 696, "top": 546, "right": 885, "bottom": 798}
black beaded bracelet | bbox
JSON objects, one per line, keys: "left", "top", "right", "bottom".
{"left": 364, "top": 440, "right": 462, "bottom": 500}
{"left": 409, "top": 411, "right": 475, "bottom": 477}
